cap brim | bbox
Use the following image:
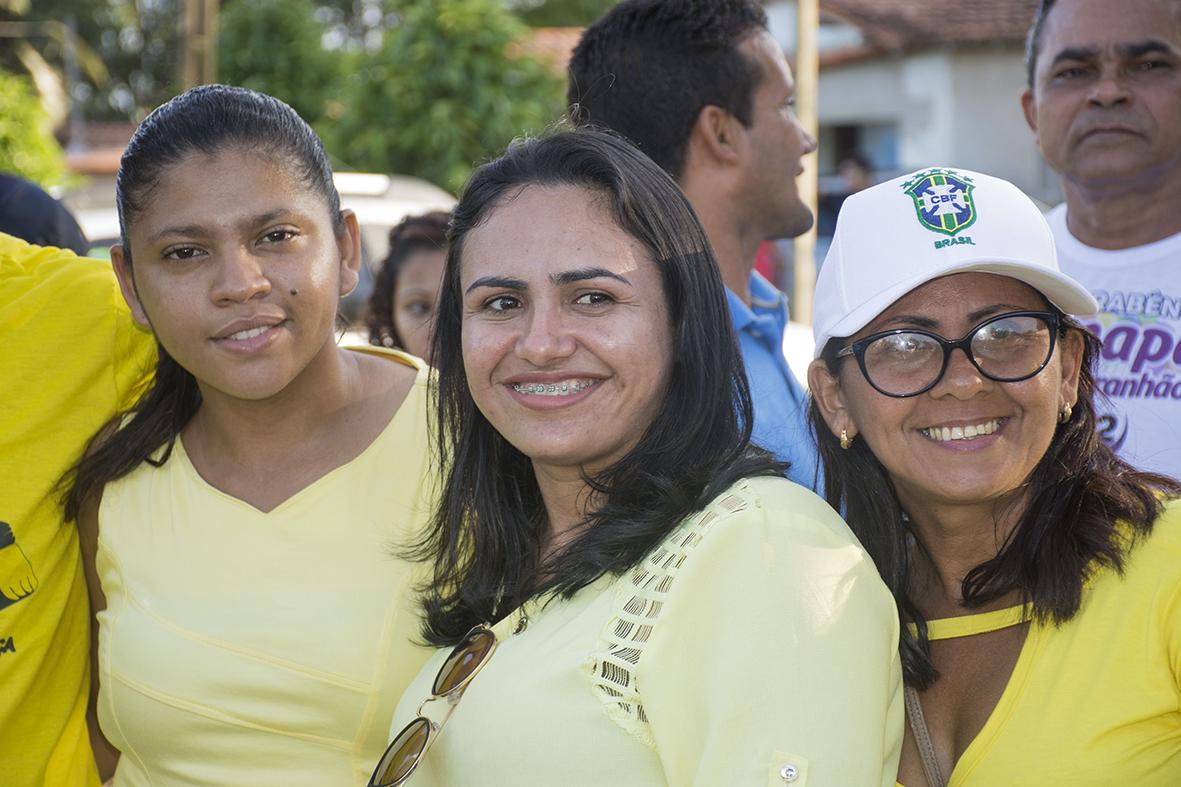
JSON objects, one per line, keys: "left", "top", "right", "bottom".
{"left": 816, "top": 257, "right": 1099, "bottom": 358}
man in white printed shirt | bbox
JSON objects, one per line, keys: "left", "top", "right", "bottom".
{"left": 1023, "top": 0, "right": 1181, "bottom": 478}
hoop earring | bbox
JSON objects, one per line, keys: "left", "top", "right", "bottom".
{"left": 840, "top": 429, "right": 852, "bottom": 450}
{"left": 1059, "top": 403, "right": 1072, "bottom": 424}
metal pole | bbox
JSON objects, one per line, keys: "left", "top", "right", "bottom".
{"left": 792, "top": 0, "right": 819, "bottom": 325}
{"left": 63, "top": 16, "right": 84, "bottom": 152}
{"left": 204, "top": 0, "right": 219, "bottom": 85}
{"left": 182, "top": 0, "right": 218, "bottom": 89}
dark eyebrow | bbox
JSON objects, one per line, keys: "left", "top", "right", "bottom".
{"left": 146, "top": 209, "right": 300, "bottom": 244}
{"left": 148, "top": 224, "right": 208, "bottom": 243}
{"left": 1118, "top": 39, "right": 1177, "bottom": 59}
{"left": 250, "top": 209, "right": 297, "bottom": 226}
{"left": 877, "top": 305, "right": 1034, "bottom": 333}
{"left": 550, "top": 266, "right": 631, "bottom": 286}
{"left": 1049, "top": 46, "right": 1099, "bottom": 68}
{"left": 465, "top": 275, "right": 527, "bottom": 294}
{"left": 968, "top": 304, "right": 1032, "bottom": 323}
{"left": 878, "top": 314, "right": 940, "bottom": 331}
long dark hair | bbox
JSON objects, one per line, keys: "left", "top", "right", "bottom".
{"left": 418, "top": 128, "right": 783, "bottom": 646}
{"left": 811, "top": 316, "right": 1181, "bottom": 689}
{"left": 63, "top": 84, "right": 343, "bottom": 521}
{"left": 366, "top": 210, "right": 450, "bottom": 349}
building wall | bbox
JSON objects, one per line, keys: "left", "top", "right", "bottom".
{"left": 816, "top": 57, "right": 903, "bottom": 175}
{"left": 817, "top": 48, "right": 1063, "bottom": 204}
{"left": 898, "top": 51, "right": 959, "bottom": 168}
{"left": 947, "top": 49, "right": 1061, "bottom": 204}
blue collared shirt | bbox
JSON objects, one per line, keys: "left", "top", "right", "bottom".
{"left": 726, "top": 272, "right": 820, "bottom": 491}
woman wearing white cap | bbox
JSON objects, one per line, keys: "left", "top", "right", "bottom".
{"left": 808, "top": 167, "right": 1181, "bottom": 787}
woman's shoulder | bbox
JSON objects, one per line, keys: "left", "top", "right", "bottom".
{"left": 1153, "top": 496, "right": 1181, "bottom": 535}
{"left": 1122, "top": 496, "right": 1181, "bottom": 579}
{"left": 623, "top": 475, "right": 881, "bottom": 613}
{"left": 352, "top": 345, "right": 428, "bottom": 412}
{"left": 693, "top": 475, "right": 863, "bottom": 551}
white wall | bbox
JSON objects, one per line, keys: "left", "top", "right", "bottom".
{"left": 768, "top": 0, "right": 1063, "bottom": 203}
{"left": 947, "top": 49, "right": 1060, "bottom": 204}
{"left": 897, "top": 51, "right": 958, "bottom": 167}
{"left": 818, "top": 57, "right": 903, "bottom": 124}
{"left": 816, "top": 47, "right": 1063, "bottom": 204}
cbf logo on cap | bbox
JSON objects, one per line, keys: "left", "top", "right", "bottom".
{"left": 903, "top": 168, "right": 977, "bottom": 249}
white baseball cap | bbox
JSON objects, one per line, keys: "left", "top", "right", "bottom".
{"left": 812, "top": 166, "right": 1098, "bottom": 358}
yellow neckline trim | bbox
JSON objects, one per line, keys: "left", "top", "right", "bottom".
{"left": 909, "top": 604, "right": 1031, "bottom": 641}
{"left": 343, "top": 344, "right": 425, "bottom": 370}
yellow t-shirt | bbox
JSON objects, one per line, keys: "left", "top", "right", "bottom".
{"left": 901, "top": 498, "right": 1181, "bottom": 786}
{"left": 390, "top": 476, "right": 904, "bottom": 786}
{"left": 95, "top": 349, "right": 436, "bottom": 786}
{"left": 0, "top": 234, "right": 155, "bottom": 787}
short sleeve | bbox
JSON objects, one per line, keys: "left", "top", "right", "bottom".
{"left": 639, "top": 478, "right": 903, "bottom": 786}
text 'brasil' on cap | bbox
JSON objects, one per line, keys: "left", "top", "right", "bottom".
{"left": 811, "top": 166, "right": 1098, "bottom": 358}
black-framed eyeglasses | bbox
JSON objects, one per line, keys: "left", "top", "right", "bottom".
{"left": 835, "top": 310, "right": 1061, "bottom": 398}
{"left": 367, "top": 625, "right": 497, "bottom": 787}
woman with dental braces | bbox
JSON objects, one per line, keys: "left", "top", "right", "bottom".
{"left": 380, "top": 129, "right": 905, "bottom": 786}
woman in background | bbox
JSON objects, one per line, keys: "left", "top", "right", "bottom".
{"left": 367, "top": 211, "right": 449, "bottom": 361}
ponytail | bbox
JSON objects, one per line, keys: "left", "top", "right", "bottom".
{"left": 63, "top": 346, "right": 201, "bottom": 520}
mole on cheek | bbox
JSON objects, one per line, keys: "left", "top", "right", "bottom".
{"left": 290, "top": 288, "right": 299, "bottom": 296}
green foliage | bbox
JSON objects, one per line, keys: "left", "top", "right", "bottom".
{"left": 219, "top": 0, "right": 342, "bottom": 125}
{"left": 1, "top": 0, "right": 183, "bottom": 121}
{"left": 327, "top": 0, "right": 564, "bottom": 193}
{"left": 0, "top": 67, "right": 67, "bottom": 186}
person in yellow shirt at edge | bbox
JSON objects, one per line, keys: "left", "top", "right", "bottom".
{"left": 807, "top": 167, "right": 1181, "bottom": 786}
{"left": 0, "top": 230, "right": 155, "bottom": 786}
{"left": 64, "top": 85, "right": 436, "bottom": 786}
{"left": 371, "top": 129, "right": 903, "bottom": 787}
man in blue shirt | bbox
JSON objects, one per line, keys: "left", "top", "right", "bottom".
{"left": 569, "top": 0, "right": 820, "bottom": 488}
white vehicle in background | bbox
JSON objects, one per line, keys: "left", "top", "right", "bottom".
{"left": 66, "top": 171, "right": 455, "bottom": 324}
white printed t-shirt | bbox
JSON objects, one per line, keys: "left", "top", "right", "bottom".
{"left": 1048, "top": 204, "right": 1181, "bottom": 480}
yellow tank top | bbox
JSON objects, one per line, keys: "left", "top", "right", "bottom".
{"left": 95, "top": 348, "right": 435, "bottom": 787}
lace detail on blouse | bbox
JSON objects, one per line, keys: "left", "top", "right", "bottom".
{"left": 586, "top": 481, "right": 754, "bottom": 747}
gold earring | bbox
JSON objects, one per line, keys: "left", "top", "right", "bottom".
{"left": 1059, "top": 403, "right": 1073, "bottom": 423}
{"left": 839, "top": 429, "right": 852, "bottom": 450}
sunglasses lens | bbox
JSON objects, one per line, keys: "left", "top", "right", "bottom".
{"left": 433, "top": 627, "right": 495, "bottom": 695}
{"left": 370, "top": 718, "right": 431, "bottom": 787}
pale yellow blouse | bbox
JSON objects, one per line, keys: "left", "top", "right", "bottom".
{"left": 96, "top": 348, "right": 435, "bottom": 786}
{"left": 390, "top": 476, "right": 904, "bottom": 786}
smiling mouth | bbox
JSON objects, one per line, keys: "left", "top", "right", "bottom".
{"left": 920, "top": 418, "right": 1002, "bottom": 443}
{"left": 511, "top": 379, "right": 597, "bottom": 397}
{"left": 225, "top": 325, "right": 274, "bottom": 341}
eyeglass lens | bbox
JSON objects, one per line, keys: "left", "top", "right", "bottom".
{"left": 862, "top": 314, "right": 1054, "bottom": 396}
